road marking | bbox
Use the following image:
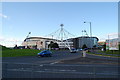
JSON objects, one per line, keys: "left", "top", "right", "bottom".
{"left": 39, "top": 64, "right": 43, "bottom": 67}
{"left": 7, "top": 69, "right": 119, "bottom": 76}
{"left": 59, "top": 69, "right": 76, "bottom": 72}
{"left": 45, "top": 64, "right": 119, "bottom": 67}
{"left": 2, "top": 62, "right": 118, "bottom": 68}
{"left": 50, "top": 61, "right": 59, "bottom": 65}
{"left": 2, "top": 62, "right": 33, "bottom": 65}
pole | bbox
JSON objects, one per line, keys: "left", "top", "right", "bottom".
{"left": 60, "top": 24, "right": 64, "bottom": 49}
{"left": 84, "top": 22, "right": 92, "bottom": 51}
{"left": 90, "top": 22, "right": 92, "bottom": 37}
{"left": 108, "top": 35, "right": 109, "bottom": 50}
{"left": 26, "top": 32, "right": 31, "bottom": 48}
{"left": 90, "top": 22, "right": 92, "bottom": 51}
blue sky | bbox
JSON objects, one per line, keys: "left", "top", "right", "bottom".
{"left": 1, "top": 2, "right": 118, "bottom": 47}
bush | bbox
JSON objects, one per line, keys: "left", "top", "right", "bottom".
{"left": 1, "top": 45, "right": 11, "bottom": 50}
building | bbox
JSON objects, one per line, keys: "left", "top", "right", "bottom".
{"left": 98, "top": 41, "right": 105, "bottom": 48}
{"left": 22, "top": 37, "right": 55, "bottom": 49}
{"left": 22, "top": 37, "right": 73, "bottom": 49}
{"left": 22, "top": 36, "right": 99, "bottom": 50}
{"left": 106, "top": 38, "right": 120, "bottom": 50}
{"left": 71, "top": 36, "right": 99, "bottom": 49}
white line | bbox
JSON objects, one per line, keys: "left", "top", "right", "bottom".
{"left": 8, "top": 69, "right": 120, "bottom": 75}
{"left": 50, "top": 61, "right": 59, "bottom": 65}
{"left": 2, "top": 62, "right": 118, "bottom": 68}
{"left": 46, "top": 64, "right": 118, "bottom": 67}
{"left": 59, "top": 69, "right": 76, "bottom": 72}
{"left": 39, "top": 65, "right": 43, "bottom": 67}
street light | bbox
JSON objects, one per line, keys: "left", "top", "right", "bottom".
{"left": 84, "top": 22, "right": 92, "bottom": 37}
{"left": 84, "top": 21, "right": 92, "bottom": 50}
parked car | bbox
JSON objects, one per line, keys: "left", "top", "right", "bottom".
{"left": 83, "top": 48, "right": 88, "bottom": 51}
{"left": 70, "top": 48, "right": 77, "bottom": 53}
{"left": 76, "top": 48, "right": 83, "bottom": 51}
{"left": 37, "top": 50, "right": 52, "bottom": 57}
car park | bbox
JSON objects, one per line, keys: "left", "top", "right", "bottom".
{"left": 37, "top": 50, "right": 52, "bottom": 57}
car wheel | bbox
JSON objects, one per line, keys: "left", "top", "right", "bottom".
{"left": 49, "top": 54, "right": 52, "bottom": 57}
{"left": 37, "top": 55, "right": 41, "bottom": 58}
{"left": 41, "top": 55, "right": 44, "bottom": 57}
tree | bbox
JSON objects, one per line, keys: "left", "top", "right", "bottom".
{"left": 82, "top": 44, "right": 87, "bottom": 49}
{"left": 52, "top": 43, "right": 59, "bottom": 48}
{"left": 14, "top": 45, "right": 18, "bottom": 49}
{"left": 118, "top": 42, "right": 120, "bottom": 51}
{"left": 48, "top": 41, "right": 54, "bottom": 48}
{"left": 48, "top": 41, "right": 59, "bottom": 49}
{"left": 103, "top": 43, "right": 106, "bottom": 51}
{"left": 93, "top": 45, "right": 96, "bottom": 48}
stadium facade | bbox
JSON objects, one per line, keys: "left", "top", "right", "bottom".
{"left": 22, "top": 36, "right": 99, "bottom": 49}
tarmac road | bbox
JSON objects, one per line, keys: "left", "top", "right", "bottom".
{"left": 2, "top": 50, "right": 82, "bottom": 64}
{"left": 2, "top": 50, "right": 120, "bottom": 78}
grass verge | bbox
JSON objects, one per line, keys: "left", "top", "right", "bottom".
{"left": 87, "top": 50, "right": 120, "bottom": 58}
{"left": 2, "top": 49, "right": 41, "bottom": 57}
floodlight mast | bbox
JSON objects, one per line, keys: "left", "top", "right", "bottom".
{"left": 26, "top": 32, "right": 31, "bottom": 38}
{"left": 60, "top": 24, "right": 66, "bottom": 49}
{"left": 26, "top": 32, "right": 31, "bottom": 48}
{"left": 60, "top": 24, "right": 64, "bottom": 41}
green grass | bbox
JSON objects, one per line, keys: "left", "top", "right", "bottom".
{"left": 2, "top": 49, "right": 41, "bottom": 57}
{"left": 87, "top": 50, "right": 120, "bottom": 58}
{"left": 97, "top": 50, "right": 120, "bottom": 55}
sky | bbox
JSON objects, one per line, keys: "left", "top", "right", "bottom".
{"left": 0, "top": 2, "right": 118, "bottom": 47}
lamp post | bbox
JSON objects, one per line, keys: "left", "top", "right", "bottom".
{"left": 108, "top": 34, "right": 110, "bottom": 50}
{"left": 84, "top": 22, "right": 92, "bottom": 37}
{"left": 84, "top": 22, "right": 92, "bottom": 50}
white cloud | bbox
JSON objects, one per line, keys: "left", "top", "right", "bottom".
{"left": 108, "top": 33, "right": 118, "bottom": 36}
{"left": 107, "top": 33, "right": 118, "bottom": 39}
{"left": 0, "top": 13, "right": 8, "bottom": 19}
{"left": 0, "top": 36, "right": 24, "bottom": 47}
{"left": 98, "top": 32, "right": 119, "bottom": 42}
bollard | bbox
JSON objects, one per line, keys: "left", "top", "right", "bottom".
{"left": 82, "top": 51, "right": 86, "bottom": 57}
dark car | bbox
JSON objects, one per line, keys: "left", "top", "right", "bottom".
{"left": 76, "top": 48, "right": 83, "bottom": 51}
{"left": 84, "top": 48, "right": 88, "bottom": 51}
{"left": 37, "top": 50, "right": 52, "bottom": 57}
{"left": 70, "top": 48, "right": 77, "bottom": 53}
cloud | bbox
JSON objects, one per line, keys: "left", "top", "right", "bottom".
{"left": 107, "top": 33, "right": 118, "bottom": 36}
{"left": 98, "top": 32, "right": 119, "bottom": 42}
{"left": 0, "top": 36, "right": 24, "bottom": 47}
{"left": 107, "top": 33, "right": 118, "bottom": 39}
{"left": 0, "top": 13, "right": 8, "bottom": 19}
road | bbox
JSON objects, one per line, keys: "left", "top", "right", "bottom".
{"left": 2, "top": 50, "right": 120, "bottom": 78}
{"left": 2, "top": 50, "right": 82, "bottom": 64}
